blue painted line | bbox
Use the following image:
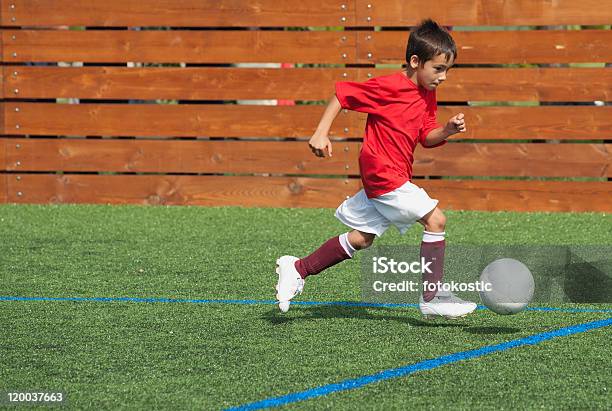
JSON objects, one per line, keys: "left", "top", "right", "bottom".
{"left": 0, "top": 295, "right": 610, "bottom": 313}
{"left": 0, "top": 295, "right": 278, "bottom": 305}
{"left": 525, "top": 306, "right": 612, "bottom": 313}
{"left": 225, "top": 317, "right": 612, "bottom": 411}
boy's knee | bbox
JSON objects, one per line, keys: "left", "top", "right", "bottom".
{"left": 348, "top": 230, "right": 375, "bottom": 250}
{"left": 422, "top": 208, "right": 446, "bottom": 232}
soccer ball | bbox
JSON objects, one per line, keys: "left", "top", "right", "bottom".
{"left": 479, "top": 258, "right": 535, "bottom": 315}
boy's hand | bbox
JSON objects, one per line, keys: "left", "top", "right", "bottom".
{"left": 444, "top": 113, "right": 466, "bottom": 135}
{"left": 308, "top": 132, "right": 333, "bottom": 157}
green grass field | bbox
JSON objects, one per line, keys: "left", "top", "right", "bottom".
{"left": 0, "top": 204, "right": 610, "bottom": 409}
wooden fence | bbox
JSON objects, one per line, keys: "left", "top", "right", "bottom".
{"left": 0, "top": 0, "right": 610, "bottom": 211}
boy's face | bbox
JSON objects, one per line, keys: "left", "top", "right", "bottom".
{"left": 410, "top": 53, "right": 454, "bottom": 91}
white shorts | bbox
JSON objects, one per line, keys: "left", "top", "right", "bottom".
{"left": 335, "top": 181, "right": 438, "bottom": 237}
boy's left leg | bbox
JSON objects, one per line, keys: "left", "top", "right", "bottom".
{"left": 276, "top": 230, "right": 375, "bottom": 312}
{"left": 276, "top": 188, "right": 387, "bottom": 312}
{"left": 276, "top": 230, "right": 376, "bottom": 311}
{"left": 295, "top": 230, "right": 375, "bottom": 279}
{"left": 276, "top": 234, "right": 354, "bottom": 309}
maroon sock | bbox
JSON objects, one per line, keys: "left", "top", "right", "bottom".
{"left": 294, "top": 236, "right": 351, "bottom": 279}
{"left": 420, "top": 239, "right": 445, "bottom": 302}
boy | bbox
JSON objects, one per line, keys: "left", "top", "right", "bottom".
{"left": 275, "top": 19, "right": 476, "bottom": 319}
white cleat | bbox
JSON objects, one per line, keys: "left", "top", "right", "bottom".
{"left": 275, "top": 256, "right": 305, "bottom": 313}
{"left": 419, "top": 289, "right": 477, "bottom": 320}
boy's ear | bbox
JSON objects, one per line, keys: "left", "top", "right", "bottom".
{"left": 409, "top": 55, "right": 420, "bottom": 69}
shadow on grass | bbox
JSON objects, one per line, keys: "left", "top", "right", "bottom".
{"left": 464, "top": 326, "right": 521, "bottom": 335}
{"left": 261, "top": 305, "right": 467, "bottom": 328}
{"left": 263, "top": 307, "right": 523, "bottom": 335}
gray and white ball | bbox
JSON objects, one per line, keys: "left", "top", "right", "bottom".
{"left": 479, "top": 258, "right": 535, "bottom": 315}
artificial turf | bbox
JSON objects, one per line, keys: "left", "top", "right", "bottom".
{"left": 0, "top": 204, "right": 610, "bottom": 409}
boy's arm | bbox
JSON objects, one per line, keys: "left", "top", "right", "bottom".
{"left": 422, "top": 113, "right": 466, "bottom": 147}
{"left": 308, "top": 94, "right": 342, "bottom": 157}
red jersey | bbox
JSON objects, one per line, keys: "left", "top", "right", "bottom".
{"left": 335, "top": 72, "right": 444, "bottom": 198}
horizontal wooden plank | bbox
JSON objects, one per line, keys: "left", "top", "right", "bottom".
{"left": 2, "top": 0, "right": 610, "bottom": 27}
{"left": 357, "top": 0, "right": 612, "bottom": 26}
{"left": 1, "top": 30, "right": 357, "bottom": 64}
{"left": 0, "top": 0, "right": 357, "bottom": 27}
{"left": 426, "top": 180, "right": 612, "bottom": 212}
{"left": 1, "top": 102, "right": 352, "bottom": 138}
{"left": 4, "top": 173, "right": 611, "bottom": 212}
{"left": 3, "top": 66, "right": 358, "bottom": 100}
{"left": 4, "top": 174, "right": 360, "bottom": 208}
{"left": 3, "top": 103, "right": 610, "bottom": 140}
{"left": 5, "top": 67, "right": 611, "bottom": 102}
{"left": 2, "top": 139, "right": 359, "bottom": 175}
{"left": 436, "top": 68, "right": 612, "bottom": 102}
{"left": 3, "top": 29, "right": 611, "bottom": 64}
{"left": 413, "top": 143, "right": 611, "bottom": 178}
{"left": 0, "top": 86, "right": 3, "bottom": 128}
{"left": 0, "top": 138, "right": 5, "bottom": 168}
{"left": 3, "top": 138, "right": 610, "bottom": 178}
{"left": 364, "top": 30, "right": 612, "bottom": 65}
{"left": 455, "top": 107, "right": 611, "bottom": 140}
{"left": 0, "top": 174, "right": 5, "bottom": 203}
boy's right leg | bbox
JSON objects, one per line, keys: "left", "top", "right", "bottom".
{"left": 370, "top": 182, "right": 476, "bottom": 319}
{"left": 276, "top": 230, "right": 375, "bottom": 312}
{"left": 417, "top": 206, "right": 477, "bottom": 319}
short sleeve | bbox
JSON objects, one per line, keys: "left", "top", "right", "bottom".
{"left": 419, "top": 93, "right": 445, "bottom": 148}
{"left": 335, "top": 77, "right": 382, "bottom": 114}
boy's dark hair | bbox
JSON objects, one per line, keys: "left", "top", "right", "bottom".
{"left": 405, "top": 19, "right": 457, "bottom": 66}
